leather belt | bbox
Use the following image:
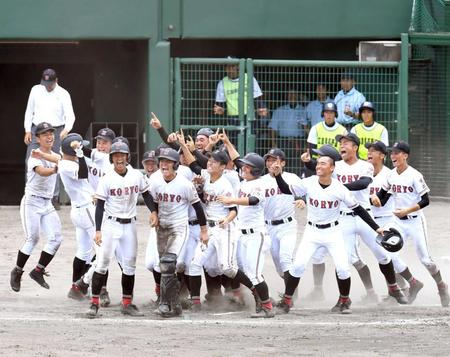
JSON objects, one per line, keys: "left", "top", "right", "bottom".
{"left": 308, "top": 221, "right": 339, "bottom": 229}
{"left": 241, "top": 228, "right": 255, "bottom": 235}
{"left": 107, "top": 216, "right": 136, "bottom": 224}
{"left": 207, "top": 220, "right": 220, "bottom": 228}
{"left": 31, "top": 195, "right": 51, "bottom": 200}
{"left": 265, "top": 216, "right": 293, "bottom": 226}
{"left": 399, "top": 215, "right": 418, "bottom": 220}
{"left": 189, "top": 220, "right": 199, "bottom": 226}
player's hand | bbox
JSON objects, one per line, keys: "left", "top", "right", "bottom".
{"left": 200, "top": 228, "right": 209, "bottom": 245}
{"left": 370, "top": 194, "right": 382, "bottom": 207}
{"left": 218, "top": 218, "right": 230, "bottom": 229}
{"left": 208, "top": 128, "right": 221, "bottom": 147}
{"left": 217, "top": 195, "right": 233, "bottom": 205}
{"left": 176, "top": 128, "right": 186, "bottom": 145}
{"left": 94, "top": 231, "right": 102, "bottom": 246}
{"left": 301, "top": 150, "right": 311, "bottom": 163}
{"left": 192, "top": 175, "right": 205, "bottom": 185}
{"left": 150, "top": 211, "right": 159, "bottom": 227}
{"left": 60, "top": 129, "right": 69, "bottom": 140}
{"left": 393, "top": 208, "right": 409, "bottom": 218}
{"left": 70, "top": 140, "right": 80, "bottom": 149}
{"left": 257, "top": 107, "right": 268, "bottom": 117}
{"left": 270, "top": 158, "right": 282, "bottom": 176}
{"left": 376, "top": 227, "right": 385, "bottom": 235}
{"left": 167, "top": 132, "right": 178, "bottom": 143}
{"left": 213, "top": 104, "right": 225, "bottom": 115}
{"left": 24, "top": 132, "right": 32, "bottom": 145}
{"left": 294, "top": 199, "right": 306, "bottom": 209}
{"left": 150, "top": 112, "right": 162, "bottom": 129}
{"left": 218, "top": 128, "right": 230, "bottom": 144}
{"left": 185, "top": 135, "right": 195, "bottom": 152}
{"left": 31, "top": 149, "right": 43, "bottom": 159}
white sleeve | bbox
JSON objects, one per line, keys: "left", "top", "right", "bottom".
{"left": 24, "top": 87, "right": 36, "bottom": 132}
{"left": 138, "top": 173, "right": 149, "bottom": 193}
{"left": 269, "top": 108, "right": 280, "bottom": 130}
{"left": 350, "top": 126, "right": 356, "bottom": 135}
{"left": 187, "top": 182, "right": 200, "bottom": 205}
{"left": 28, "top": 157, "right": 42, "bottom": 171}
{"left": 413, "top": 172, "right": 430, "bottom": 196}
{"left": 362, "top": 162, "right": 374, "bottom": 178}
{"left": 59, "top": 161, "right": 78, "bottom": 180}
{"left": 252, "top": 78, "right": 263, "bottom": 98}
{"left": 62, "top": 90, "right": 75, "bottom": 133}
{"left": 381, "top": 127, "right": 389, "bottom": 146}
{"left": 289, "top": 175, "right": 307, "bottom": 197}
{"left": 381, "top": 172, "right": 392, "bottom": 192}
{"left": 341, "top": 185, "right": 359, "bottom": 209}
{"left": 95, "top": 176, "right": 109, "bottom": 201}
{"left": 221, "top": 181, "right": 236, "bottom": 208}
{"left": 307, "top": 125, "right": 318, "bottom": 145}
{"left": 215, "top": 80, "right": 225, "bottom": 102}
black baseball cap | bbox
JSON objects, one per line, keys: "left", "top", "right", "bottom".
{"left": 312, "top": 144, "right": 342, "bottom": 162}
{"left": 197, "top": 128, "right": 214, "bottom": 138}
{"left": 390, "top": 141, "right": 410, "bottom": 154}
{"left": 207, "top": 150, "right": 230, "bottom": 165}
{"left": 35, "top": 122, "right": 55, "bottom": 135}
{"left": 113, "top": 136, "right": 129, "bottom": 146}
{"left": 142, "top": 150, "right": 156, "bottom": 162}
{"left": 365, "top": 141, "right": 387, "bottom": 155}
{"left": 341, "top": 71, "right": 354, "bottom": 80}
{"left": 41, "top": 69, "right": 57, "bottom": 86}
{"left": 95, "top": 128, "right": 116, "bottom": 142}
{"left": 336, "top": 133, "right": 360, "bottom": 147}
{"left": 263, "top": 148, "right": 286, "bottom": 161}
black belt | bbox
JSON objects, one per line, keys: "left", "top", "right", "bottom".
{"left": 265, "top": 216, "right": 293, "bottom": 226}
{"left": 189, "top": 220, "right": 199, "bottom": 226}
{"left": 207, "top": 220, "right": 219, "bottom": 228}
{"left": 241, "top": 228, "right": 255, "bottom": 235}
{"left": 308, "top": 221, "right": 339, "bottom": 229}
{"left": 107, "top": 216, "right": 136, "bottom": 224}
{"left": 399, "top": 215, "right": 418, "bottom": 220}
{"left": 341, "top": 208, "right": 371, "bottom": 216}
{"left": 31, "top": 195, "right": 51, "bottom": 200}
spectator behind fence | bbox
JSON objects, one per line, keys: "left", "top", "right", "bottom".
{"left": 350, "top": 101, "right": 388, "bottom": 160}
{"left": 269, "top": 89, "right": 308, "bottom": 170}
{"left": 334, "top": 71, "right": 366, "bottom": 127}
{"left": 306, "top": 84, "right": 330, "bottom": 128}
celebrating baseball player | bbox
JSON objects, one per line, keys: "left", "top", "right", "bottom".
{"left": 371, "top": 141, "right": 449, "bottom": 307}
{"left": 10, "top": 122, "right": 62, "bottom": 292}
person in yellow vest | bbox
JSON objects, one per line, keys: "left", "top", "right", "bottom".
{"left": 350, "top": 101, "right": 388, "bottom": 160}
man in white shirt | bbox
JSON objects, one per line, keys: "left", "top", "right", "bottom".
{"left": 24, "top": 69, "right": 76, "bottom": 208}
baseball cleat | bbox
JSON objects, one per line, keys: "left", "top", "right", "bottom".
{"left": 86, "top": 303, "right": 99, "bottom": 318}
{"left": 29, "top": 268, "right": 50, "bottom": 289}
{"left": 74, "top": 278, "right": 89, "bottom": 296}
{"left": 407, "top": 280, "right": 424, "bottom": 304}
{"left": 389, "top": 288, "right": 408, "bottom": 304}
{"left": 10, "top": 267, "right": 23, "bottom": 292}
{"left": 99, "top": 287, "right": 111, "bottom": 307}
{"left": 250, "top": 306, "right": 275, "bottom": 318}
{"left": 121, "top": 303, "right": 144, "bottom": 317}
{"left": 438, "top": 283, "right": 450, "bottom": 307}
{"left": 331, "top": 298, "right": 352, "bottom": 314}
{"left": 67, "top": 284, "right": 85, "bottom": 301}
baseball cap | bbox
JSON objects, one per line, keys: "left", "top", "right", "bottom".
{"left": 95, "top": 128, "right": 116, "bottom": 142}
{"left": 142, "top": 150, "right": 156, "bottom": 162}
{"left": 336, "top": 133, "right": 360, "bottom": 147}
{"left": 207, "top": 150, "right": 230, "bottom": 165}
{"left": 113, "top": 136, "right": 129, "bottom": 146}
{"left": 196, "top": 128, "right": 214, "bottom": 138}
{"left": 365, "top": 141, "right": 387, "bottom": 155}
{"left": 390, "top": 141, "right": 410, "bottom": 154}
{"left": 35, "top": 122, "right": 55, "bottom": 135}
{"left": 41, "top": 69, "right": 57, "bottom": 86}
{"left": 263, "top": 148, "right": 286, "bottom": 161}
{"left": 312, "top": 144, "right": 342, "bottom": 162}
{"left": 341, "top": 71, "right": 354, "bottom": 80}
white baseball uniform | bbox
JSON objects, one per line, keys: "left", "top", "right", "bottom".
{"left": 95, "top": 166, "right": 149, "bottom": 276}
{"left": 20, "top": 154, "right": 62, "bottom": 256}
{"left": 59, "top": 159, "right": 96, "bottom": 262}
{"left": 288, "top": 175, "right": 354, "bottom": 280}
{"left": 262, "top": 172, "right": 298, "bottom": 277}
{"left": 86, "top": 149, "right": 111, "bottom": 191}
{"left": 144, "top": 171, "right": 160, "bottom": 274}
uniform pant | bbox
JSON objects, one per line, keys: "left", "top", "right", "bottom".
{"left": 267, "top": 219, "right": 297, "bottom": 277}
{"left": 157, "top": 223, "right": 189, "bottom": 273}
{"left": 70, "top": 204, "right": 96, "bottom": 262}
{"left": 19, "top": 195, "right": 62, "bottom": 256}
{"left": 190, "top": 223, "right": 237, "bottom": 278}
{"left": 145, "top": 227, "right": 160, "bottom": 273}
{"left": 290, "top": 224, "right": 350, "bottom": 280}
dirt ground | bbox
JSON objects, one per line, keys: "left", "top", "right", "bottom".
{"left": 1, "top": 202, "right": 450, "bottom": 357}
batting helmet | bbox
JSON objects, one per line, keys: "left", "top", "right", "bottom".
{"left": 358, "top": 101, "right": 376, "bottom": 115}
{"left": 109, "top": 141, "right": 130, "bottom": 163}
{"left": 311, "top": 144, "right": 342, "bottom": 162}
{"left": 376, "top": 228, "right": 404, "bottom": 253}
{"left": 112, "top": 136, "right": 130, "bottom": 147}
{"left": 321, "top": 100, "right": 338, "bottom": 117}
{"left": 238, "top": 153, "right": 265, "bottom": 177}
{"left": 158, "top": 147, "right": 180, "bottom": 170}
{"left": 61, "top": 133, "right": 89, "bottom": 156}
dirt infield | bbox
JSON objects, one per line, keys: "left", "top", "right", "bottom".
{"left": 1, "top": 203, "right": 450, "bottom": 356}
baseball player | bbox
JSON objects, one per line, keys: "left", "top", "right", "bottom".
{"left": 10, "top": 122, "right": 62, "bottom": 292}
{"left": 86, "top": 141, "right": 155, "bottom": 318}
{"left": 262, "top": 148, "right": 299, "bottom": 294}
{"left": 273, "top": 150, "right": 388, "bottom": 314}
{"left": 216, "top": 131, "right": 274, "bottom": 318}
{"left": 372, "top": 141, "right": 450, "bottom": 307}
{"left": 366, "top": 141, "right": 423, "bottom": 303}
{"left": 148, "top": 147, "right": 208, "bottom": 317}
{"left": 350, "top": 101, "right": 389, "bottom": 160}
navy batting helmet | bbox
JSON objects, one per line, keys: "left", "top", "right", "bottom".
{"left": 321, "top": 100, "right": 338, "bottom": 117}
{"left": 109, "top": 141, "right": 130, "bottom": 163}
{"left": 311, "top": 144, "right": 342, "bottom": 162}
{"left": 112, "top": 136, "right": 130, "bottom": 147}
{"left": 376, "top": 228, "right": 404, "bottom": 253}
{"left": 238, "top": 152, "right": 265, "bottom": 177}
{"left": 359, "top": 101, "right": 376, "bottom": 115}
{"left": 158, "top": 147, "right": 180, "bottom": 170}
{"left": 61, "top": 133, "right": 89, "bottom": 156}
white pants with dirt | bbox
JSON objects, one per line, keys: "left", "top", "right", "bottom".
{"left": 267, "top": 219, "right": 297, "bottom": 277}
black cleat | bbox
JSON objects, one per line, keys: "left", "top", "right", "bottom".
{"left": 389, "top": 288, "right": 408, "bottom": 305}
{"left": 275, "top": 299, "right": 292, "bottom": 314}
{"left": 74, "top": 278, "right": 89, "bottom": 296}
{"left": 99, "top": 287, "right": 111, "bottom": 307}
{"left": 331, "top": 298, "right": 352, "bottom": 314}
{"left": 86, "top": 303, "right": 99, "bottom": 318}
{"left": 68, "top": 284, "right": 85, "bottom": 301}
{"left": 29, "top": 268, "right": 50, "bottom": 289}
{"left": 121, "top": 303, "right": 144, "bottom": 316}
{"left": 10, "top": 267, "right": 24, "bottom": 292}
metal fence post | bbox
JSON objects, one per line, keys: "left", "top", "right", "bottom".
{"left": 245, "top": 58, "right": 256, "bottom": 153}
{"left": 174, "top": 57, "right": 182, "bottom": 132}
{"left": 399, "top": 33, "right": 409, "bottom": 141}
{"left": 237, "top": 58, "right": 246, "bottom": 155}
